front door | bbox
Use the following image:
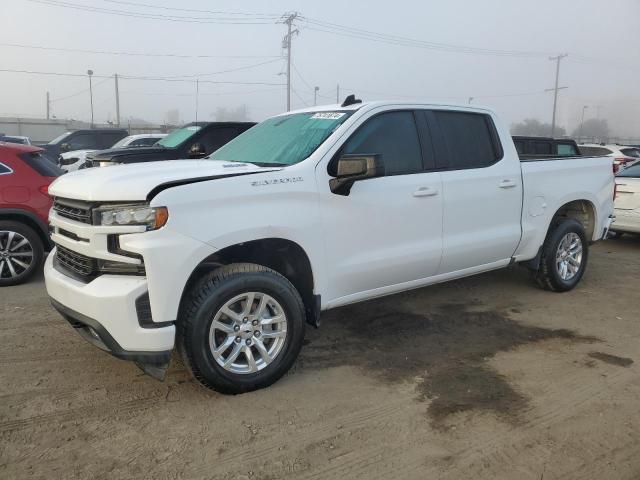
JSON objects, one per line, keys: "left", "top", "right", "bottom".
{"left": 319, "top": 110, "right": 444, "bottom": 304}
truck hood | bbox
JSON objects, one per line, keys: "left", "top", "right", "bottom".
{"left": 49, "top": 159, "right": 282, "bottom": 201}
{"left": 87, "top": 146, "right": 176, "bottom": 163}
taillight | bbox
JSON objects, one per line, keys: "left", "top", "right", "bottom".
{"left": 615, "top": 156, "right": 633, "bottom": 165}
{"left": 39, "top": 185, "right": 50, "bottom": 197}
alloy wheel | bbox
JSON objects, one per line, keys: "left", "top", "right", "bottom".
{"left": 555, "top": 232, "right": 583, "bottom": 281}
{"left": 0, "top": 230, "right": 34, "bottom": 280}
{"left": 208, "top": 292, "right": 288, "bottom": 374}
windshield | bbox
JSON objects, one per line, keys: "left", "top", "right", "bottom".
{"left": 48, "top": 132, "right": 72, "bottom": 145}
{"left": 156, "top": 125, "right": 201, "bottom": 148}
{"left": 111, "top": 136, "right": 133, "bottom": 148}
{"left": 208, "top": 111, "right": 352, "bottom": 166}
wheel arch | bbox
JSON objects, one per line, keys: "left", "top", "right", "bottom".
{"left": 0, "top": 209, "right": 51, "bottom": 250}
{"left": 179, "top": 237, "right": 320, "bottom": 328}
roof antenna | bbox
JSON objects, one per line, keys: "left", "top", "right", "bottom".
{"left": 341, "top": 94, "right": 362, "bottom": 107}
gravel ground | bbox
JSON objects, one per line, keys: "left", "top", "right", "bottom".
{"left": 1, "top": 237, "right": 639, "bottom": 479}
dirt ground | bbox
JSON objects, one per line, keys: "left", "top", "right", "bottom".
{"left": 1, "top": 237, "right": 639, "bottom": 480}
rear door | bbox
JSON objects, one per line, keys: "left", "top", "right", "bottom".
{"left": 427, "top": 109, "right": 523, "bottom": 273}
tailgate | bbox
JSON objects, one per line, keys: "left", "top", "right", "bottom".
{"left": 615, "top": 178, "right": 640, "bottom": 210}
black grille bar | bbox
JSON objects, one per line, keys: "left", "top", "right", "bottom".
{"left": 53, "top": 198, "right": 93, "bottom": 224}
{"left": 56, "top": 245, "right": 98, "bottom": 278}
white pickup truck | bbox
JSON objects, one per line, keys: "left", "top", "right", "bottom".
{"left": 44, "top": 99, "right": 615, "bottom": 393}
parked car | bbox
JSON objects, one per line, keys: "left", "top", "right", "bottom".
{"left": 84, "top": 122, "right": 255, "bottom": 167}
{"left": 610, "top": 161, "right": 640, "bottom": 237}
{"left": 0, "top": 135, "right": 32, "bottom": 146}
{"left": 58, "top": 134, "right": 168, "bottom": 172}
{"left": 44, "top": 100, "right": 614, "bottom": 393}
{"left": 578, "top": 144, "right": 640, "bottom": 170}
{"left": 512, "top": 136, "right": 581, "bottom": 159}
{"left": 0, "top": 142, "right": 61, "bottom": 286}
{"left": 43, "top": 128, "right": 128, "bottom": 157}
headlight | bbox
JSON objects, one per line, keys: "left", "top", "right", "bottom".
{"left": 94, "top": 204, "right": 169, "bottom": 230}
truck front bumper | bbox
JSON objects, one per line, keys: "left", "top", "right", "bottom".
{"left": 44, "top": 252, "right": 175, "bottom": 379}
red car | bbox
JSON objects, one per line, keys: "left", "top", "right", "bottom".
{"left": 0, "top": 142, "right": 62, "bottom": 286}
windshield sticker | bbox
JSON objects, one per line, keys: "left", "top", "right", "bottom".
{"left": 311, "top": 112, "right": 346, "bottom": 120}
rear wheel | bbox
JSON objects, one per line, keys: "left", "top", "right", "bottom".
{"left": 534, "top": 218, "right": 588, "bottom": 292}
{"left": 0, "top": 221, "right": 44, "bottom": 287}
{"left": 178, "top": 263, "right": 306, "bottom": 394}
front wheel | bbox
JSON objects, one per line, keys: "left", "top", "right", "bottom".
{"left": 534, "top": 218, "right": 588, "bottom": 292}
{"left": 0, "top": 221, "right": 44, "bottom": 287}
{"left": 178, "top": 263, "right": 306, "bottom": 394}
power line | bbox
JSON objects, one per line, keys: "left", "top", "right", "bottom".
{"left": 51, "top": 77, "right": 111, "bottom": 103}
{"left": 302, "top": 17, "right": 552, "bottom": 58}
{"left": 291, "top": 87, "right": 310, "bottom": 107}
{"left": 102, "top": 0, "right": 280, "bottom": 17}
{"left": 23, "top": 0, "right": 277, "bottom": 24}
{"left": 0, "top": 68, "right": 285, "bottom": 85}
{"left": 118, "top": 58, "right": 283, "bottom": 79}
{"left": 0, "top": 42, "right": 280, "bottom": 59}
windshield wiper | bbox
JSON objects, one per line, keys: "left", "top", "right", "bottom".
{"left": 249, "top": 162, "right": 288, "bottom": 167}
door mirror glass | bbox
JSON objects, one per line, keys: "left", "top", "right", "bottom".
{"left": 60, "top": 143, "right": 71, "bottom": 153}
{"left": 330, "top": 154, "right": 385, "bottom": 195}
{"left": 188, "top": 142, "right": 206, "bottom": 158}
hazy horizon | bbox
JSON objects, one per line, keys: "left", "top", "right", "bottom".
{"left": 2, "top": 0, "right": 639, "bottom": 138}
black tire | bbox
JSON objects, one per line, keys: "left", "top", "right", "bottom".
{"left": 608, "top": 231, "right": 623, "bottom": 239}
{"left": 0, "top": 221, "right": 44, "bottom": 287}
{"left": 534, "top": 218, "right": 588, "bottom": 292}
{"left": 178, "top": 263, "right": 306, "bottom": 394}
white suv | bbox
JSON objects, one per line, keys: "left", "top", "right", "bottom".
{"left": 579, "top": 143, "right": 640, "bottom": 169}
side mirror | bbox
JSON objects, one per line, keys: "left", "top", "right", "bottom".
{"left": 329, "top": 154, "right": 385, "bottom": 195}
{"left": 60, "top": 143, "right": 71, "bottom": 153}
{"left": 188, "top": 142, "right": 206, "bottom": 158}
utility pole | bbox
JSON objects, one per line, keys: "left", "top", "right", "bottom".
{"left": 195, "top": 78, "right": 199, "bottom": 123}
{"left": 578, "top": 105, "right": 588, "bottom": 141}
{"left": 114, "top": 74, "right": 120, "bottom": 127}
{"left": 314, "top": 86, "right": 319, "bottom": 106}
{"left": 336, "top": 84, "right": 340, "bottom": 103}
{"left": 46, "top": 91, "right": 50, "bottom": 119}
{"left": 87, "top": 69, "right": 94, "bottom": 128}
{"left": 280, "top": 12, "right": 299, "bottom": 111}
{"left": 468, "top": 96, "right": 474, "bottom": 104}
{"left": 547, "top": 54, "right": 568, "bottom": 137}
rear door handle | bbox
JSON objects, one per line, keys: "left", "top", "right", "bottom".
{"left": 413, "top": 187, "right": 439, "bottom": 197}
{"left": 499, "top": 179, "right": 517, "bottom": 189}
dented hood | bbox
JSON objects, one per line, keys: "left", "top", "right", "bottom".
{"left": 49, "top": 159, "right": 281, "bottom": 201}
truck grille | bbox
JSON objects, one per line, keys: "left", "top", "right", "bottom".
{"left": 53, "top": 199, "right": 93, "bottom": 224}
{"left": 55, "top": 245, "right": 98, "bottom": 278}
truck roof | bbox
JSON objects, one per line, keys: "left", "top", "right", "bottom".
{"left": 283, "top": 100, "right": 496, "bottom": 116}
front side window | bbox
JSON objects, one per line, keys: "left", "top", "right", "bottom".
{"left": 67, "top": 133, "right": 94, "bottom": 150}
{"left": 100, "top": 132, "right": 126, "bottom": 149}
{"left": 199, "top": 128, "right": 239, "bottom": 154}
{"left": 341, "top": 111, "right": 423, "bottom": 175}
{"left": 434, "top": 111, "right": 500, "bottom": 169}
{"left": 157, "top": 125, "right": 202, "bottom": 148}
{"left": 209, "top": 112, "right": 351, "bottom": 166}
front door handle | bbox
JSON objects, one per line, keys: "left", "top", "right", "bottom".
{"left": 499, "top": 179, "right": 517, "bottom": 189}
{"left": 413, "top": 187, "right": 439, "bottom": 197}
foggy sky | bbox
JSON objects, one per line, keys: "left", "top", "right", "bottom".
{"left": 2, "top": 0, "right": 639, "bottom": 137}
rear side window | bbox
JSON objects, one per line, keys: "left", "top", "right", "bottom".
{"left": 19, "top": 152, "right": 63, "bottom": 177}
{"left": 342, "top": 111, "right": 423, "bottom": 175}
{"left": 579, "top": 146, "right": 612, "bottom": 156}
{"left": 0, "top": 162, "right": 12, "bottom": 175}
{"left": 620, "top": 148, "right": 640, "bottom": 158}
{"left": 557, "top": 143, "right": 578, "bottom": 156}
{"left": 434, "top": 111, "right": 501, "bottom": 169}
{"left": 533, "top": 141, "right": 552, "bottom": 155}
{"left": 617, "top": 163, "right": 640, "bottom": 177}
{"left": 514, "top": 140, "right": 525, "bottom": 154}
